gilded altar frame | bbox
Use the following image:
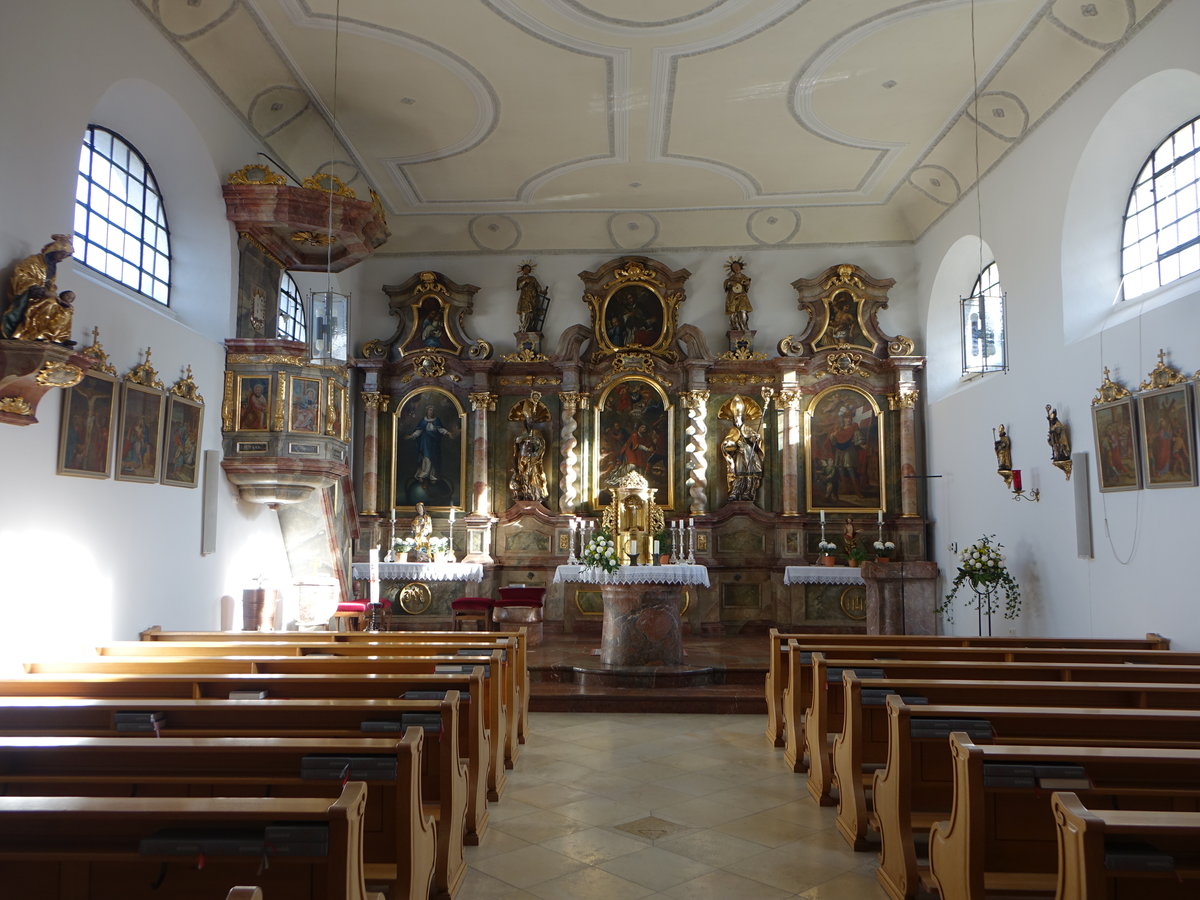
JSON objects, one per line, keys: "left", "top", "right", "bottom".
{"left": 391, "top": 386, "right": 467, "bottom": 512}
{"left": 581, "top": 257, "right": 688, "bottom": 360}
{"left": 592, "top": 375, "right": 676, "bottom": 509}
{"left": 804, "top": 385, "right": 886, "bottom": 514}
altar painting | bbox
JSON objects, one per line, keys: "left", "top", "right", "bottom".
{"left": 392, "top": 387, "right": 465, "bottom": 510}
{"left": 602, "top": 284, "right": 665, "bottom": 350}
{"left": 593, "top": 377, "right": 673, "bottom": 508}
{"left": 805, "top": 386, "right": 884, "bottom": 512}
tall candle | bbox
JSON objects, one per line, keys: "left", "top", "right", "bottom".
{"left": 877, "top": 510, "right": 883, "bottom": 525}
{"left": 689, "top": 517, "right": 695, "bottom": 528}
{"left": 368, "top": 548, "right": 380, "bottom": 604}
{"left": 630, "top": 538, "right": 639, "bottom": 555}
{"left": 390, "top": 508, "right": 396, "bottom": 523}
{"left": 820, "top": 509, "right": 825, "bottom": 524}
{"left": 449, "top": 507, "right": 456, "bottom": 523}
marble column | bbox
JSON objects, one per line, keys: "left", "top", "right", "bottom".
{"left": 889, "top": 379, "right": 921, "bottom": 517}
{"left": 467, "top": 391, "right": 497, "bottom": 516}
{"left": 778, "top": 388, "right": 804, "bottom": 515}
{"left": 358, "top": 390, "right": 388, "bottom": 515}
{"left": 681, "top": 390, "right": 710, "bottom": 515}
{"left": 559, "top": 391, "right": 579, "bottom": 514}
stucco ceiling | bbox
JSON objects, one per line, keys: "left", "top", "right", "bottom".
{"left": 136, "top": 0, "right": 1170, "bottom": 255}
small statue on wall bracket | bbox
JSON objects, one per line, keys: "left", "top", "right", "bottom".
{"left": 1046, "top": 404, "right": 1072, "bottom": 479}
{"left": 2, "top": 234, "right": 77, "bottom": 346}
{"left": 994, "top": 423, "right": 1013, "bottom": 487}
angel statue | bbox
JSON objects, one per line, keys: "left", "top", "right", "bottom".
{"left": 719, "top": 394, "right": 766, "bottom": 502}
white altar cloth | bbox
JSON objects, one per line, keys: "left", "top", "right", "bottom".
{"left": 553, "top": 564, "right": 710, "bottom": 587}
{"left": 784, "top": 565, "right": 865, "bottom": 586}
{"left": 351, "top": 561, "right": 484, "bottom": 584}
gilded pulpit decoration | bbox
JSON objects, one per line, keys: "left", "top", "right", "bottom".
{"left": 718, "top": 393, "right": 768, "bottom": 504}
{"left": 35, "top": 359, "right": 84, "bottom": 388}
{"left": 2, "top": 233, "right": 77, "bottom": 345}
{"left": 273, "top": 371, "right": 286, "bottom": 431}
{"left": 1046, "top": 405, "right": 1072, "bottom": 480}
{"left": 507, "top": 391, "right": 551, "bottom": 504}
{"left": 222, "top": 371, "right": 236, "bottom": 431}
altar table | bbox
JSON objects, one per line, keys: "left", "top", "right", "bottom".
{"left": 783, "top": 565, "right": 865, "bottom": 586}
{"left": 351, "top": 562, "right": 485, "bottom": 584}
{"left": 554, "top": 565, "right": 709, "bottom": 667}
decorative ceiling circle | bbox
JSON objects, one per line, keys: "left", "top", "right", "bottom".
{"left": 747, "top": 208, "right": 800, "bottom": 245}
{"left": 556, "top": 0, "right": 725, "bottom": 27}
{"left": 248, "top": 87, "right": 310, "bottom": 140}
{"left": 966, "top": 91, "right": 1030, "bottom": 143}
{"left": 155, "top": 0, "right": 237, "bottom": 39}
{"left": 1049, "top": 0, "right": 1134, "bottom": 48}
{"left": 468, "top": 215, "right": 521, "bottom": 251}
{"left": 908, "top": 166, "right": 961, "bottom": 207}
{"left": 607, "top": 212, "right": 660, "bottom": 250}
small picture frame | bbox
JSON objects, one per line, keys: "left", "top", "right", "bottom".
{"left": 289, "top": 375, "right": 322, "bottom": 434}
{"left": 57, "top": 370, "right": 119, "bottom": 479}
{"left": 115, "top": 381, "right": 166, "bottom": 483}
{"left": 1091, "top": 396, "right": 1141, "bottom": 492}
{"left": 161, "top": 393, "right": 204, "bottom": 488}
{"left": 1137, "top": 383, "right": 1197, "bottom": 489}
{"left": 235, "top": 374, "right": 270, "bottom": 431}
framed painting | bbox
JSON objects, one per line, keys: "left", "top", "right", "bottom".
{"left": 57, "top": 370, "right": 118, "bottom": 479}
{"left": 402, "top": 293, "right": 459, "bottom": 355}
{"left": 392, "top": 387, "right": 465, "bottom": 510}
{"left": 289, "top": 375, "right": 321, "bottom": 434}
{"left": 593, "top": 376, "right": 674, "bottom": 508}
{"left": 602, "top": 284, "right": 666, "bottom": 351}
{"left": 161, "top": 394, "right": 204, "bottom": 488}
{"left": 235, "top": 374, "right": 270, "bottom": 431}
{"left": 805, "top": 385, "right": 884, "bottom": 513}
{"left": 1137, "top": 383, "right": 1197, "bottom": 488}
{"left": 116, "top": 381, "right": 165, "bottom": 483}
{"left": 1092, "top": 397, "right": 1141, "bottom": 492}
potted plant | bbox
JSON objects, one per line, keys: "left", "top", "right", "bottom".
{"left": 847, "top": 544, "right": 868, "bottom": 568}
{"left": 873, "top": 539, "right": 896, "bottom": 561}
{"left": 817, "top": 539, "right": 838, "bottom": 566}
{"left": 937, "top": 534, "right": 1021, "bottom": 633}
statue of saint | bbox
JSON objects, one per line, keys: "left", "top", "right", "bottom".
{"left": 719, "top": 394, "right": 765, "bottom": 502}
{"left": 1046, "top": 405, "right": 1070, "bottom": 462}
{"left": 2, "top": 234, "right": 76, "bottom": 344}
{"left": 515, "top": 262, "right": 544, "bottom": 333}
{"left": 723, "top": 257, "right": 752, "bottom": 332}
{"left": 507, "top": 391, "right": 551, "bottom": 505}
{"left": 410, "top": 501, "right": 433, "bottom": 545}
{"left": 994, "top": 424, "right": 1012, "bottom": 472}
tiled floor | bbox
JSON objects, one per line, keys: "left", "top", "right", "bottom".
{"left": 458, "top": 712, "right": 889, "bottom": 899}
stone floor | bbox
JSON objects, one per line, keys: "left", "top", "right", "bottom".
{"left": 457, "top": 711, "right": 889, "bottom": 899}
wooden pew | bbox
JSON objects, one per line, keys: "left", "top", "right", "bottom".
{"left": 0, "top": 784, "right": 377, "bottom": 900}
{"left": 864, "top": 688, "right": 1200, "bottom": 900}
{"left": 1052, "top": 791, "right": 1200, "bottom": 900}
{"left": 24, "top": 654, "right": 511, "bottom": 799}
{"left": 799, "top": 653, "right": 1200, "bottom": 804}
{"left": 926, "top": 734, "right": 1200, "bottom": 900}
{"left": 0, "top": 668, "right": 506, "bottom": 803}
{"left": 0, "top": 693, "right": 486, "bottom": 847}
{"left": 763, "top": 630, "right": 1170, "bottom": 746}
{"left": 137, "top": 627, "right": 532, "bottom": 746}
{"left": 780, "top": 640, "right": 1198, "bottom": 772}
{"left": 0, "top": 738, "right": 435, "bottom": 900}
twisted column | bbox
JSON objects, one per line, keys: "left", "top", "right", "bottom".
{"left": 359, "top": 391, "right": 389, "bottom": 515}
{"left": 559, "top": 391, "right": 579, "bottom": 514}
{"left": 681, "top": 390, "right": 710, "bottom": 515}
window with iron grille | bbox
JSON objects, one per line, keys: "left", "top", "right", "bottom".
{"left": 277, "top": 272, "right": 307, "bottom": 343}
{"left": 960, "top": 261, "right": 1006, "bottom": 376}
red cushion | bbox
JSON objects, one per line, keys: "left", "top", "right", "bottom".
{"left": 337, "top": 602, "right": 368, "bottom": 612}
{"left": 494, "top": 598, "right": 543, "bottom": 608}
{"left": 497, "top": 587, "right": 545, "bottom": 603}
{"left": 451, "top": 597, "right": 494, "bottom": 612}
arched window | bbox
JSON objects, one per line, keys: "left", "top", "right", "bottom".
{"left": 277, "top": 272, "right": 307, "bottom": 343}
{"left": 1122, "top": 115, "right": 1200, "bottom": 300}
{"left": 73, "top": 125, "right": 171, "bottom": 305}
{"left": 960, "top": 261, "right": 1006, "bottom": 376}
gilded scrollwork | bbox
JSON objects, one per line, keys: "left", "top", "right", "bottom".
{"left": 124, "top": 347, "right": 164, "bottom": 389}
{"left": 825, "top": 351, "right": 869, "bottom": 378}
{"left": 709, "top": 374, "right": 776, "bottom": 386}
{"left": 302, "top": 172, "right": 355, "bottom": 198}
{"left": 469, "top": 391, "right": 497, "bottom": 412}
{"left": 169, "top": 365, "right": 204, "bottom": 404}
{"left": 888, "top": 335, "right": 917, "bottom": 356}
{"left": 501, "top": 347, "right": 549, "bottom": 362}
{"left": 777, "top": 335, "right": 804, "bottom": 357}
{"left": 0, "top": 397, "right": 33, "bottom": 416}
{"left": 35, "top": 360, "right": 83, "bottom": 388}
{"left": 80, "top": 327, "right": 117, "bottom": 376}
{"left": 222, "top": 370, "right": 236, "bottom": 431}
{"left": 360, "top": 339, "right": 389, "bottom": 359}
{"left": 1138, "top": 349, "right": 1187, "bottom": 391}
{"left": 226, "top": 163, "right": 287, "bottom": 185}
{"left": 467, "top": 338, "right": 493, "bottom": 359}
{"left": 273, "top": 370, "right": 286, "bottom": 431}
{"left": 1091, "top": 367, "right": 1132, "bottom": 405}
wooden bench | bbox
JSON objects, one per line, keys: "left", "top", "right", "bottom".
{"left": 0, "top": 783, "right": 378, "bottom": 900}
{"left": 763, "top": 630, "right": 1170, "bottom": 746}
{"left": 0, "top": 736, "right": 437, "bottom": 900}
{"left": 1052, "top": 791, "right": 1200, "bottom": 899}
{"left": 926, "top": 734, "right": 1200, "bottom": 900}
{"left": 0, "top": 667, "right": 506, "bottom": 804}
{"left": 23, "top": 654, "right": 512, "bottom": 801}
{"left": 800, "top": 653, "right": 1200, "bottom": 805}
{"left": 135, "top": 627, "right": 532, "bottom": 747}
{"left": 862, "top": 688, "right": 1200, "bottom": 900}
{"left": 780, "top": 640, "right": 1196, "bottom": 773}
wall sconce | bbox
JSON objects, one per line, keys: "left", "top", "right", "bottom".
{"left": 1010, "top": 469, "right": 1040, "bottom": 503}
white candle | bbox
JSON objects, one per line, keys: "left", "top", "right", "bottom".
{"left": 368, "top": 548, "right": 380, "bottom": 604}
{"left": 689, "top": 517, "right": 695, "bottom": 528}
{"left": 631, "top": 538, "right": 639, "bottom": 555}
{"left": 390, "top": 508, "right": 396, "bottom": 523}
{"left": 449, "top": 507, "right": 456, "bottom": 523}
{"left": 877, "top": 510, "right": 883, "bottom": 525}
{"left": 820, "top": 510, "right": 825, "bottom": 524}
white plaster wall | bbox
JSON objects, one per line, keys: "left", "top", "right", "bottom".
{"left": 0, "top": 0, "right": 289, "bottom": 653}
{"left": 915, "top": 1, "right": 1199, "bottom": 648}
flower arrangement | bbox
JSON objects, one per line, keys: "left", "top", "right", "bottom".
{"left": 873, "top": 540, "right": 896, "bottom": 558}
{"left": 817, "top": 539, "right": 838, "bottom": 557}
{"left": 938, "top": 534, "right": 1021, "bottom": 623}
{"left": 580, "top": 528, "right": 621, "bottom": 574}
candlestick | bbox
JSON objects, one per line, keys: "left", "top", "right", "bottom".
{"left": 449, "top": 507, "right": 456, "bottom": 523}
{"left": 687, "top": 523, "right": 696, "bottom": 565}
{"left": 820, "top": 509, "right": 825, "bottom": 525}
{"left": 877, "top": 509, "right": 883, "bottom": 525}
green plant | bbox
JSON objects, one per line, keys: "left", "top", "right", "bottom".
{"left": 938, "top": 534, "right": 1021, "bottom": 622}
{"left": 848, "top": 544, "right": 868, "bottom": 563}
{"left": 580, "top": 528, "right": 621, "bottom": 574}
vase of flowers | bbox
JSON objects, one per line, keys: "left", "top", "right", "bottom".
{"left": 938, "top": 534, "right": 1021, "bottom": 633}
{"left": 580, "top": 528, "right": 621, "bottom": 576}
{"left": 817, "top": 539, "right": 838, "bottom": 566}
{"left": 873, "top": 540, "right": 896, "bottom": 561}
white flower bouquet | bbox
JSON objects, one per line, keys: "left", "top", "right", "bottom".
{"left": 873, "top": 539, "right": 896, "bottom": 558}
{"left": 581, "top": 528, "right": 621, "bottom": 574}
{"left": 938, "top": 534, "right": 1021, "bottom": 622}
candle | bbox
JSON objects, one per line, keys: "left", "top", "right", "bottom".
{"left": 368, "top": 548, "right": 380, "bottom": 604}
{"left": 390, "top": 508, "right": 396, "bottom": 523}
{"left": 1012, "top": 469, "right": 1023, "bottom": 492}
{"left": 449, "top": 507, "right": 456, "bottom": 523}
{"left": 820, "top": 510, "right": 825, "bottom": 524}
{"left": 877, "top": 510, "right": 883, "bottom": 525}
{"left": 689, "top": 518, "right": 695, "bottom": 528}
{"left": 631, "top": 538, "right": 639, "bottom": 555}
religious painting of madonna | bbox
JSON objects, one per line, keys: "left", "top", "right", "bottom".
{"left": 57, "top": 370, "right": 118, "bottom": 479}
{"left": 115, "top": 382, "right": 165, "bottom": 484}
{"left": 392, "top": 388, "right": 466, "bottom": 510}
{"left": 1137, "top": 383, "right": 1197, "bottom": 489}
{"left": 161, "top": 394, "right": 204, "bottom": 488}
{"left": 602, "top": 284, "right": 665, "bottom": 350}
{"left": 805, "top": 386, "right": 885, "bottom": 513}
{"left": 593, "top": 377, "right": 674, "bottom": 508}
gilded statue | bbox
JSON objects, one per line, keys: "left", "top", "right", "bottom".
{"left": 718, "top": 394, "right": 765, "bottom": 502}
{"left": 2, "top": 234, "right": 76, "bottom": 345}
{"left": 507, "top": 391, "right": 551, "bottom": 504}
{"left": 410, "top": 501, "right": 433, "bottom": 545}
{"left": 723, "top": 256, "right": 752, "bottom": 332}
{"left": 1046, "top": 405, "right": 1070, "bottom": 462}
{"left": 994, "top": 424, "right": 1012, "bottom": 471}
{"left": 515, "top": 261, "right": 546, "bottom": 333}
